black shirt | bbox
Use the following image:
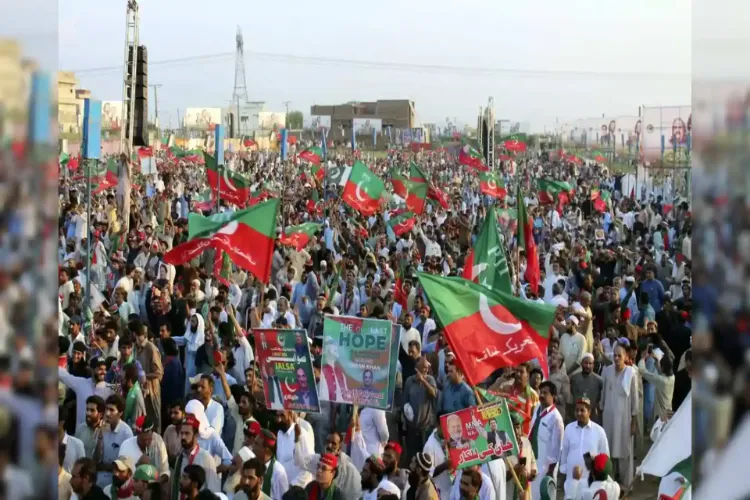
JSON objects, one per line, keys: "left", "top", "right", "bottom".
{"left": 82, "top": 486, "right": 110, "bottom": 500}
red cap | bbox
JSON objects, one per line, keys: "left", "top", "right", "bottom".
{"left": 385, "top": 441, "right": 402, "bottom": 456}
{"left": 244, "top": 420, "right": 261, "bottom": 437}
{"left": 183, "top": 414, "right": 200, "bottom": 430}
{"left": 261, "top": 429, "right": 277, "bottom": 447}
{"left": 320, "top": 453, "right": 338, "bottom": 470}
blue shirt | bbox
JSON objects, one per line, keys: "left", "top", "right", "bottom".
{"left": 641, "top": 279, "right": 665, "bottom": 313}
{"left": 438, "top": 381, "right": 477, "bottom": 414}
{"left": 97, "top": 419, "right": 134, "bottom": 488}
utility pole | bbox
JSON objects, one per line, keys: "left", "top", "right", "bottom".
{"left": 283, "top": 101, "right": 291, "bottom": 128}
{"left": 150, "top": 83, "right": 162, "bottom": 133}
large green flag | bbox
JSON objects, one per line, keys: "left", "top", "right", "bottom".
{"left": 461, "top": 206, "right": 512, "bottom": 293}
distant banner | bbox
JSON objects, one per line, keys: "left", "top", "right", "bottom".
{"left": 411, "top": 128, "right": 424, "bottom": 143}
{"left": 320, "top": 316, "right": 397, "bottom": 409}
{"left": 353, "top": 118, "right": 383, "bottom": 136}
{"left": 184, "top": 108, "right": 222, "bottom": 131}
{"left": 310, "top": 115, "right": 332, "bottom": 131}
{"left": 254, "top": 329, "right": 320, "bottom": 413}
{"left": 441, "top": 400, "right": 519, "bottom": 470}
{"left": 641, "top": 106, "right": 692, "bottom": 165}
{"left": 101, "top": 101, "right": 123, "bottom": 131}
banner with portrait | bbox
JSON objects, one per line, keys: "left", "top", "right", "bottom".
{"left": 641, "top": 106, "right": 692, "bottom": 165}
{"left": 101, "top": 101, "right": 123, "bottom": 131}
{"left": 353, "top": 118, "right": 383, "bottom": 136}
{"left": 440, "top": 399, "right": 519, "bottom": 470}
{"left": 254, "top": 329, "right": 320, "bottom": 413}
{"left": 320, "top": 316, "right": 397, "bottom": 410}
{"left": 310, "top": 115, "right": 332, "bottom": 132}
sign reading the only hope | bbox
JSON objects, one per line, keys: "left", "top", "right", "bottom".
{"left": 320, "top": 315, "right": 398, "bottom": 410}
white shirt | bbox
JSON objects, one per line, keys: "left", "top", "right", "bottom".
{"left": 359, "top": 408, "right": 389, "bottom": 457}
{"left": 424, "top": 431, "right": 451, "bottom": 500}
{"left": 528, "top": 405, "right": 564, "bottom": 472}
{"left": 264, "top": 458, "right": 290, "bottom": 500}
{"left": 363, "top": 478, "right": 401, "bottom": 500}
{"left": 560, "top": 332, "right": 586, "bottom": 374}
{"left": 61, "top": 433, "right": 86, "bottom": 473}
{"left": 277, "top": 423, "right": 313, "bottom": 487}
{"left": 205, "top": 399, "right": 225, "bottom": 437}
{"left": 449, "top": 470, "right": 495, "bottom": 500}
{"left": 560, "top": 420, "right": 609, "bottom": 498}
{"left": 118, "top": 434, "right": 170, "bottom": 479}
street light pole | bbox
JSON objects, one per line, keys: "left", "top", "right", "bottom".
{"left": 149, "top": 83, "right": 162, "bottom": 133}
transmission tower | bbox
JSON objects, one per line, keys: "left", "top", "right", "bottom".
{"left": 232, "top": 26, "right": 249, "bottom": 137}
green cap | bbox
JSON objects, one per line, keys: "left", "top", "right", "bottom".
{"left": 134, "top": 464, "right": 159, "bottom": 482}
{"left": 510, "top": 412, "right": 524, "bottom": 426}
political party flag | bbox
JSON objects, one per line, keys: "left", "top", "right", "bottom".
{"left": 441, "top": 400, "right": 519, "bottom": 470}
{"left": 391, "top": 171, "right": 409, "bottom": 199}
{"left": 409, "top": 161, "right": 428, "bottom": 183}
{"left": 517, "top": 186, "right": 540, "bottom": 295}
{"left": 254, "top": 329, "right": 320, "bottom": 413}
{"left": 247, "top": 189, "right": 270, "bottom": 207}
{"left": 503, "top": 139, "right": 527, "bottom": 153}
{"left": 326, "top": 164, "right": 353, "bottom": 186}
{"left": 279, "top": 222, "right": 322, "bottom": 251}
{"left": 404, "top": 180, "right": 428, "bottom": 215}
{"left": 204, "top": 152, "right": 251, "bottom": 207}
{"left": 91, "top": 157, "right": 120, "bottom": 194}
{"left": 164, "top": 198, "right": 279, "bottom": 283}
{"left": 591, "top": 188, "right": 611, "bottom": 212}
{"left": 342, "top": 160, "right": 385, "bottom": 216}
{"left": 242, "top": 136, "right": 256, "bottom": 148}
{"left": 428, "top": 185, "right": 450, "bottom": 209}
{"left": 459, "top": 144, "right": 488, "bottom": 171}
{"left": 387, "top": 211, "right": 416, "bottom": 237}
{"left": 479, "top": 172, "right": 507, "bottom": 200}
{"left": 461, "top": 207, "right": 512, "bottom": 293}
{"left": 193, "top": 189, "right": 214, "bottom": 211}
{"left": 537, "top": 179, "right": 573, "bottom": 205}
{"left": 299, "top": 147, "right": 323, "bottom": 166}
{"left": 320, "top": 315, "right": 398, "bottom": 410}
{"left": 213, "top": 251, "right": 232, "bottom": 287}
{"left": 417, "top": 272, "right": 556, "bottom": 385}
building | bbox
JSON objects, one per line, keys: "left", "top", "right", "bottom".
{"left": 0, "top": 40, "right": 24, "bottom": 118}
{"left": 310, "top": 99, "right": 416, "bottom": 145}
{"left": 57, "top": 71, "right": 80, "bottom": 134}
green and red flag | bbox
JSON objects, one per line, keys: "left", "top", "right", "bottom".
{"left": 341, "top": 160, "right": 385, "bottom": 216}
{"left": 91, "top": 157, "right": 120, "bottom": 194}
{"left": 404, "top": 180, "right": 428, "bottom": 215}
{"left": 242, "top": 136, "right": 256, "bottom": 148}
{"left": 247, "top": 189, "right": 270, "bottom": 207}
{"left": 537, "top": 179, "right": 573, "bottom": 205}
{"left": 298, "top": 147, "right": 323, "bottom": 166}
{"left": 461, "top": 207, "right": 512, "bottom": 293}
{"left": 517, "top": 187, "right": 540, "bottom": 295}
{"left": 388, "top": 211, "right": 416, "bottom": 237}
{"left": 459, "top": 144, "right": 488, "bottom": 171}
{"left": 417, "top": 272, "right": 557, "bottom": 384}
{"left": 279, "top": 222, "right": 322, "bottom": 251}
{"left": 205, "top": 152, "right": 252, "bottom": 207}
{"left": 164, "top": 198, "right": 280, "bottom": 283}
{"left": 312, "top": 164, "right": 325, "bottom": 182}
{"left": 590, "top": 188, "right": 612, "bottom": 212}
{"left": 428, "top": 185, "right": 450, "bottom": 210}
{"left": 306, "top": 187, "right": 322, "bottom": 215}
{"left": 213, "top": 251, "right": 233, "bottom": 287}
{"left": 391, "top": 171, "right": 409, "bottom": 199}
{"left": 478, "top": 171, "right": 507, "bottom": 200}
{"left": 503, "top": 138, "right": 527, "bottom": 153}
{"left": 409, "top": 161, "right": 428, "bottom": 183}
{"left": 193, "top": 189, "right": 214, "bottom": 211}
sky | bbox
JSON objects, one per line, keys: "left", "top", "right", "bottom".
{"left": 52, "top": 0, "right": 692, "bottom": 132}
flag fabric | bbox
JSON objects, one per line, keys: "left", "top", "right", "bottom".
{"left": 417, "top": 272, "right": 556, "bottom": 385}
{"left": 591, "top": 188, "right": 611, "bottom": 212}
{"left": 205, "top": 152, "right": 251, "bottom": 207}
{"left": 537, "top": 179, "right": 573, "bottom": 205}
{"left": 404, "top": 180, "right": 428, "bottom": 215}
{"left": 247, "top": 190, "right": 270, "bottom": 207}
{"left": 637, "top": 392, "right": 691, "bottom": 480}
{"left": 394, "top": 276, "right": 409, "bottom": 309}
{"left": 213, "top": 251, "right": 232, "bottom": 287}
{"left": 517, "top": 187, "right": 540, "bottom": 295}
{"left": 326, "top": 165, "right": 352, "bottom": 186}
{"left": 458, "top": 144, "right": 488, "bottom": 171}
{"left": 242, "top": 136, "right": 256, "bottom": 148}
{"left": 279, "top": 222, "right": 322, "bottom": 251}
{"left": 91, "top": 158, "right": 119, "bottom": 194}
{"left": 299, "top": 147, "right": 323, "bottom": 166}
{"left": 409, "top": 161, "right": 428, "bottom": 183}
{"left": 391, "top": 172, "right": 409, "bottom": 199}
{"left": 460, "top": 207, "right": 512, "bottom": 293}
{"left": 193, "top": 189, "right": 214, "bottom": 211}
{"left": 478, "top": 172, "right": 507, "bottom": 199}
{"left": 388, "top": 211, "right": 416, "bottom": 237}
{"left": 341, "top": 160, "right": 385, "bottom": 216}
{"left": 428, "top": 185, "right": 450, "bottom": 210}
{"left": 503, "top": 139, "right": 527, "bottom": 153}
{"left": 165, "top": 199, "right": 280, "bottom": 283}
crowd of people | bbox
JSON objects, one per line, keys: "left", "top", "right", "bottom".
{"left": 53, "top": 143, "right": 693, "bottom": 500}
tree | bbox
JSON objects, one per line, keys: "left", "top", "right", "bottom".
{"left": 287, "top": 111, "right": 303, "bottom": 129}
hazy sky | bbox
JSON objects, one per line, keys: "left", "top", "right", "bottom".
{"left": 54, "top": 0, "right": 691, "bottom": 132}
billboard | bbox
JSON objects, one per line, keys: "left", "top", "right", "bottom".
{"left": 353, "top": 118, "right": 382, "bottom": 136}
{"left": 101, "top": 101, "right": 122, "bottom": 131}
{"left": 641, "top": 106, "right": 692, "bottom": 165}
{"left": 184, "top": 108, "right": 221, "bottom": 131}
{"left": 259, "top": 111, "right": 285, "bottom": 131}
{"left": 309, "top": 115, "right": 331, "bottom": 131}
{"left": 614, "top": 116, "right": 640, "bottom": 154}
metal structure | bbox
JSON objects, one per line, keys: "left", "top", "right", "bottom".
{"left": 485, "top": 97, "right": 495, "bottom": 168}
{"left": 120, "top": 0, "right": 140, "bottom": 156}
{"left": 150, "top": 83, "right": 162, "bottom": 131}
{"left": 232, "top": 26, "right": 249, "bottom": 137}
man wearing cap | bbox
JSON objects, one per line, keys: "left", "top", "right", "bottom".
{"left": 560, "top": 398, "right": 609, "bottom": 499}
{"left": 528, "top": 381, "right": 564, "bottom": 500}
{"left": 560, "top": 316, "right": 586, "bottom": 376}
{"left": 383, "top": 441, "right": 408, "bottom": 493}
{"left": 119, "top": 416, "right": 170, "bottom": 487}
{"left": 252, "top": 428, "right": 289, "bottom": 500}
{"left": 570, "top": 354, "right": 604, "bottom": 424}
{"left": 406, "top": 452, "right": 439, "bottom": 500}
{"left": 305, "top": 452, "right": 344, "bottom": 500}
{"left": 566, "top": 453, "right": 620, "bottom": 500}
{"left": 105, "top": 455, "right": 136, "bottom": 500}
{"left": 294, "top": 431, "right": 362, "bottom": 500}
{"left": 171, "top": 414, "right": 220, "bottom": 496}
{"left": 224, "top": 420, "right": 261, "bottom": 498}
{"left": 60, "top": 357, "right": 116, "bottom": 427}
{"left": 132, "top": 463, "right": 162, "bottom": 499}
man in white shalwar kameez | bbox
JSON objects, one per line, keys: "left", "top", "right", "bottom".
{"left": 528, "top": 382, "right": 564, "bottom": 500}
{"left": 600, "top": 345, "right": 638, "bottom": 495}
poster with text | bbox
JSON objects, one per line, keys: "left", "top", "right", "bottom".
{"left": 353, "top": 118, "right": 383, "bottom": 136}
{"left": 440, "top": 399, "right": 519, "bottom": 470}
{"left": 641, "top": 105, "right": 692, "bottom": 165}
{"left": 254, "top": 329, "right": 320, "bottom": 413}
{"left": 320, "top": 316, "right": 396, "bottom": 410}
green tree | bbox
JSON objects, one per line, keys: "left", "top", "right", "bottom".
{"left": 287, "top": 110, "right": 303, "bottom": 129}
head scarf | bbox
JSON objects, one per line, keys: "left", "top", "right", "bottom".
{"left": 185, "top": 399, "right": 215, "bottom": 440}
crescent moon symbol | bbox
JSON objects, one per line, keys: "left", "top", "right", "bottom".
{"left": 217, "top": 221, "right": 239, "bottom": 235}
{"left": 487, "top": 179, "right": 497, "bottom": 191}
{"left": 471, "top": 263, "right": 488, "bottom": 280}
{"left": 284, "top": 378, "right": 297, "bottom": 393}
{"left": 479, "top": 293, "right": 521, "bottom": 335}
{"left": 222, "top": 169, "right": 238, "bottom": 191}
{"left": 355, "top": 182, "right": 366, "bottom": 202}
